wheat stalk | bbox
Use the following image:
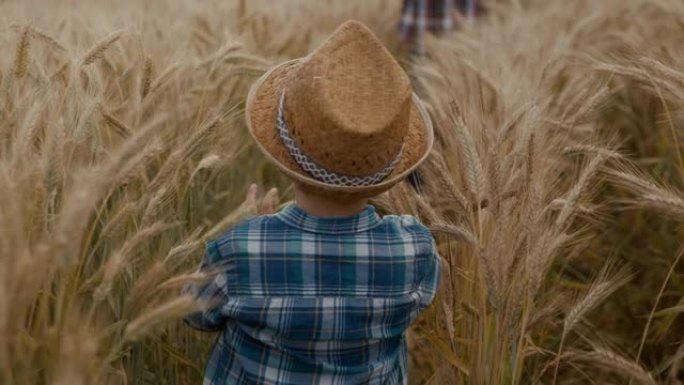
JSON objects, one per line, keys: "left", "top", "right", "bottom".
{"left": 562, "top": 144, "right": 622, "bottom": 159}
{"left": 93, "top": 250, "right": 125, "bottom": 301}
{"left": 82, "top": 31, "right": 123, "bottom": 65}
{"left": 427, "top": 155, "right": 470, "bottom": 213}
{"left": 12, "top": 103, "right": 45, "bottom": 165}
{"left": 429, "top": 224, "right": 476, "bottom": 244}
{"left": 126, "top": 261, "right": 168, "bottom": 310}
{"left": 609, "top": 168, "right": 684, "bottom": 219}
{"left": 640, "top": 193, "right": 684, "bottom": 218}
{"left": 451, "top": 101, "right": 486, "bottom": 201}
{"left": 608, "top": 170, "right": 662, "bottom": 193}
{"left": 553, "top": 265, "right": 632, "bottom": 383}
{"left": 92, "top": 221, "right": 178, "bottom": 301}
{"left": 140, "top": 56, "right": 153, "bottom": 99}
{"left": 101, "top": 110, "right": 132, "bottom": 137}
{"left": 555, "top": 154, "right": 607, "bottom": 229}
{"left": 13, "top": 26, "right": 30, "bottom": 79}
{"left": 149, "top": 63, "right": 181, "bottom": 93}
{"left": 11, "top": 24, "right": 66, "bottom": 52}
{"left": 572, "top": 346, "right": 657, "bottom": 385}
{"left": 563, "top": 266, "right": 632, "bottom": 337}
{"left": 98, "top": 201, "right": 138, "bottom": 240}
{"left": 123, "top": 296, "right": 198, "bottom": 342}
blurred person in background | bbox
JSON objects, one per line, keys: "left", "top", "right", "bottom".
{"left": 400, "top": 0, "right": 485, "bottom": 191}
{"left": 399, "top": 0, "right": 484, "bottom": 57}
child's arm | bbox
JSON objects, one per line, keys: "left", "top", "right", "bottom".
{"left": 416, "top": 237, "right": 441, "bottom": 310}
{"left": 409, "top": 235, "right": 441, "bottom": 322}
{"left": 182, "top": 240, "right": 230, "bottom": 332}
{"left": 182, "top": 183, "right": 279, "bottom": 332}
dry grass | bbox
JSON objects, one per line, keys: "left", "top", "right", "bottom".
{"left": 1, "top": 0, "right": 684, "bottom": 384}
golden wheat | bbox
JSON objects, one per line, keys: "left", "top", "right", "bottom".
{"left": 2, "top": 0, "right": 684, "bottom": 384}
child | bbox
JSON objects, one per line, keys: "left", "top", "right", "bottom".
{"left": 184, "top": 21, "right": 440, "bottom": 385}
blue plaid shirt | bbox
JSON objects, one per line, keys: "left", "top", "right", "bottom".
{"left": 184, "top": 204, "right": 440, "bottom": 385}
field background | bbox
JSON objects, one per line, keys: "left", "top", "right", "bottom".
{"left": 1, "top": 0, "right": 684, "bottom": 384}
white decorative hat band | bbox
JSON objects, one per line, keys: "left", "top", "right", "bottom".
{"left": 276, "top": 93, "right": 403, "bottom": 187}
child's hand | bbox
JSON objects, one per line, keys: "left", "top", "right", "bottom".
{"left": 244, "top": 183, "right": 280, "bottom": 215}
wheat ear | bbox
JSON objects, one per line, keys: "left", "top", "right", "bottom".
{"left": 14, "top": 26, "right": 30, "bottom": 79}
{"left": 82, "top": 31, "right": 123, "bottom": 65}
{"left": 140, "top": 56, "right": 153, "bottom": 98}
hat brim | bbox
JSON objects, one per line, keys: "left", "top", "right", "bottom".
{"left": 245, "top": 59, "right": 434, "bottom": 197}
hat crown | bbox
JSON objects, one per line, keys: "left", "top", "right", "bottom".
{"left": 284, "top": 21, "right": 412, "bottom": 177}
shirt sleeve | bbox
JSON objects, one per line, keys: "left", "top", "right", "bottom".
{"left": 182, "top": 240, "right": 230, "bottom": 332}
{"left": 416, "top": 237, "right": 441, "bottom": 310}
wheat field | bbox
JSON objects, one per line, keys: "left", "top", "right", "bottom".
{"left": 1, "top": 0, "right": 683, "bottom": 384}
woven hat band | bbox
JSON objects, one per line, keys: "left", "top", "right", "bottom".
{"left": 276, "top": 93, "right": 403, "bottom": 187}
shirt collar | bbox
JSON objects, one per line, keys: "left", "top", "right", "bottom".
{"left": 275, "top": 204, "right": 382, "bottom": 234}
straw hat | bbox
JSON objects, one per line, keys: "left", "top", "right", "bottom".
{"left": 246, "top": 20, "right": 433, "bottom": 197}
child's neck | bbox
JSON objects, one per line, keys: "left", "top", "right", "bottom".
{"left": 294, "top": 184, "right": 368, "bottom": 218}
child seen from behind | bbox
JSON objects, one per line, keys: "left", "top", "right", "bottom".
{"left": 184, "top": 20, "right": 440, "bottom": 385}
